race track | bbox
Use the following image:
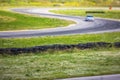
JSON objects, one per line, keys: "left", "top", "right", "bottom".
{"left": 0, "top": 8, "right": 120, "bottom": 38}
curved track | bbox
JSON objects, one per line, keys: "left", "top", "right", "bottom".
{"left": 0, "top": 8, "right": 120, "bottom": 38}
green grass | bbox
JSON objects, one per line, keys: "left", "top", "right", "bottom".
{"left": 0, "top": 10, "right": 74, "bottom": 31}
{"left": 0, "top": 48, "right": 120, "bottom": 80}
{"left": 0, "top": 32, "right": 120, "bottom": 48}
{"left": 50, "top": 9, "right": 120, "bottom": 19}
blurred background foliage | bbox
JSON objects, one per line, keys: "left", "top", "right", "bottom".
{"left": 0, "top": 0, "right": 120, "bottom": 7}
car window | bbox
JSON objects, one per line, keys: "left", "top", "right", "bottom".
{"left": 87, "top": 16, "right": 93, "bottom": 17}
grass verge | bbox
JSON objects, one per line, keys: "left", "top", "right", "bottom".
{"left": 0, "top": 32, "right": 120, "bottom": 48}
{"left": 0, "top": 48, "right": 120, "bottom": 80}
{"left": 50, "top": 9, "right": 120, "bottom": 19}
{"left": 0, "top": 10, "right": 74, "bottom": 31}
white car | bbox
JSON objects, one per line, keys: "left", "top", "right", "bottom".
{"left": 85, "top": 15, "right": 94, "bottom": 21}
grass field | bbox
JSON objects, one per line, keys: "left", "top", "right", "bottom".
{"left": 50, "top": 9, "right": 120, "bottom": 19}
{"left": 0, "top": 32, "right": 120, "bottom": 48}
{"left": 0, "top": 48, "right": 120, "bottom": 80}
{"left": 0, "top": 10, "right": 74, "bottom": 31}
{"left": 0, "top": 8, "right": 120, "bottom": 80}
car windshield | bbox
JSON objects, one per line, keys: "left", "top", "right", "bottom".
{"left": 87, "top": 16, "right": 93, "bottom": 17}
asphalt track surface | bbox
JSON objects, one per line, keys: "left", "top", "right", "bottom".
{"left": 57, "top": 74, "right": 120, "bottom": 80}
{"left": 0, "top": 8, "right": 120, "bottom": 38}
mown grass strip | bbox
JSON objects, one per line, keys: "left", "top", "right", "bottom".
{"left": 0, "top": 10, "right": 74, "bottom": 31}
{"left": 0, "top": 48, "right": 120, "bottom": 80}
{"left": 50, "top": 9, "right": 120, "bottom": 19}
{"left": 0, "top": 32, "right": 120, "bottom": 48}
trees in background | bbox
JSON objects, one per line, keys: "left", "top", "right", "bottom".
{"left": 0, "top": 0, "right": 119, "bottom": 7}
